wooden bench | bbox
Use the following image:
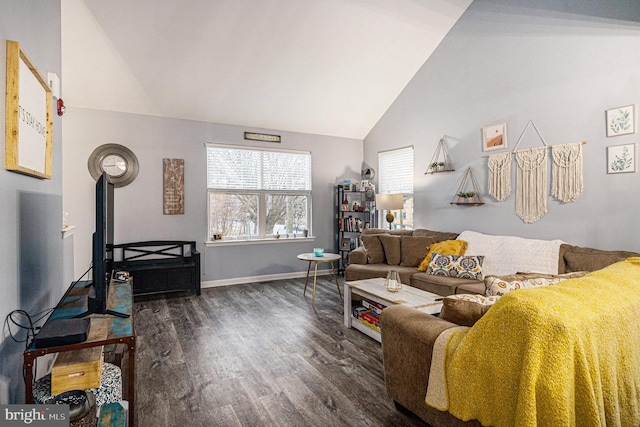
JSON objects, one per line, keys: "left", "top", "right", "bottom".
{"left": 112, "top": 241, "right": 201, "bottom": 296}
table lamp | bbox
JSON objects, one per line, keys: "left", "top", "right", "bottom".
{"left": 375, "top": 193, "right": 404, "bottom": 229}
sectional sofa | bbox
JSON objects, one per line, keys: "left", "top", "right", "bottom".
{"left": 346, "top": 228, "right": 638, "bottom": 296}
{"left": 345, "top": 228, "right": 640, "bottom": 426}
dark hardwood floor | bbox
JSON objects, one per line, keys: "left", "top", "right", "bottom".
{"left": 133, "top": 276, "right": 428, "bottom": 427}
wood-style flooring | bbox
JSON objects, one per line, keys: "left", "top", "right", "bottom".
{"left": 133, "top": 276, "right": 428, "bottom": 427}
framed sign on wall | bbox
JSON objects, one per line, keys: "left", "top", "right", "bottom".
{"left": 163, "top": 158, "right": 184, "bottom": 215}
{"left": 5, "top": 40, "right": 53, "bottom": 179}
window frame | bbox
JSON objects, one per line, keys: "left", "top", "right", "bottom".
{"left": 206, "top": 144, "right": 312, "bottom": 243}
{"left": 378, "top": 146, "right": 414, "bottom": 230}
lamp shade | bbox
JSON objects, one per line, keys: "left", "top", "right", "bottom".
{"left": 375, "top": 193, "right": 404, "bottom": 211}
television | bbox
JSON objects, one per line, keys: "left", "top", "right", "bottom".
{"left": 75, "top": 172, "right": 128, "bottom": 318}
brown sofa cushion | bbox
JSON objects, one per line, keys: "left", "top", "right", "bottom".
{"left": 412, "top": 229, "right": 459, "bottom": 241}
{"left": 379, "top": 234, "right": 401, "bottom": 266}
{"left": 439, "top": 294, "right": 499, "bottom": 327}
{"left": 563, "top": 245, "right": 640, "bottom": 273}
{"left": 400, "top": 236, "right": 434, "bottom": 267}
{"left": 361, "top": 235, "right": 385, "bottom": 264}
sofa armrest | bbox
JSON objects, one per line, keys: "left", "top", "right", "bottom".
{"left": 380, "top": 305, "right": 459, "bottom": 422}
{"left": 348, "top": 246, "right": 367, "bottom": 264}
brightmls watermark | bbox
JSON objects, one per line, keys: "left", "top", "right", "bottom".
{"left": 0, "top": 405, "right": 68, "bottom": 426}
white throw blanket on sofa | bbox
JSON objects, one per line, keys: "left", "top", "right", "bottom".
{"left": 457, "top": 230, "right": 564, "bottom": 277}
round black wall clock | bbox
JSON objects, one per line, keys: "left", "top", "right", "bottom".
{"left": 88, "top": 144, "right": 139, "bottom": 187}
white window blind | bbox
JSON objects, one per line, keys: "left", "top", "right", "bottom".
{"left": 207, "top": 145, "right": 312, "bottom": 191}
{"left": 378, "top": 146, "right": 414, "bottom": 194}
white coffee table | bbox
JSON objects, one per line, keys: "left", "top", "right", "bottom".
{"left": 344, "top": 278, "right": 444, "bottom": 342}
{"left": 297, "top": 252, "right": 342, "bottom": 304}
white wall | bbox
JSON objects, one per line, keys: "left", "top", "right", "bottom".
{"left": 63, "top": 108, "right": 363, "bottom": 283}
{"left": 365, "top": 0, "right": 640, "bottom": 251}
{"left": 0, "top": 0, "right": 65, "bottom": 404}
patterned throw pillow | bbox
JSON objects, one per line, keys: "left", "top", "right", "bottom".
{"left": 418, "top": 240, "right": 468, "bottom": 271}
{"left": 484, "top": 271, "right": 588, "bottom": 297}
{"left": 425, "top": 252, "right": 484, "bottom": 280}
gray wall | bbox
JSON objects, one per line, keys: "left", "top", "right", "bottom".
{"left": 63, "top": 108, "right": 363, "bottom": 285}
{"left": 365, "top": 0, "right": 640, "bottom": 251}
{"left": 0, "top": 0, "right": 65, "bottom": 403}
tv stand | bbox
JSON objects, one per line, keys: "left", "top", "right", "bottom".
{"left": 24, "top": 279, "right": 136, "bottom": 427}
{"left": 74, "top": 295, "right": 130, "bottom": 319}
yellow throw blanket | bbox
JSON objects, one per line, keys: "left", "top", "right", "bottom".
{"left": 428, "top": 258, "right": 640, "bottom": 427}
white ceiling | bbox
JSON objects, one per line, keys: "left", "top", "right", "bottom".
{"left": 61, "top": 0, "right": 472, "bottom": 139}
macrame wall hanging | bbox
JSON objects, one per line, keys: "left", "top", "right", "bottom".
{"left": 551, "top": 142, "right": 583, "bottom": 203}
{"left": 483, "top": 120, "right": 587, "bottom": 223}
{"left": 487, "top": 151, "right": 511, "bottom": 201}
{"left": 512, "top": 120, "right": 549, "bottom": 223}
{"left": 516, "top": 147, "right": 548, "bottom": 223}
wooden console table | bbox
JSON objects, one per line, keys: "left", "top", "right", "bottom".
{"left": 23, "top": 279, "right": 136, "bottom": 427}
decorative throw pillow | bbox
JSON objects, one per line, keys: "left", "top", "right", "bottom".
{"left": 379, "top": 234, "right": 401, "bottom": 266}
{"left": 361, "top": 235, "right": 385, "bottom": 264}
{"left": 418, "top": 240, "right": 468, "bottom": 271}
{"left": 425, "top": 253, "right": 484, "bottom": 280}
{"left": 484, "top": 271, "right": 588, "bottom": 297}
{"left": 439, "top": 294, "right": 500, "bottom": 327}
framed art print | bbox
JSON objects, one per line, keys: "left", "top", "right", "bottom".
{"left": 606, "top": 105, "right": 635, "bottom": 137}
{"left": 607, "top": 143, "right": 635, "bottom": 174}
{"left": 482, "top": 122, "right": 507, "bottom": 152}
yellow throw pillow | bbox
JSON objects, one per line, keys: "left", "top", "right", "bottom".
{"left": 418, "top": 240, "right": 468, "bottom": 271}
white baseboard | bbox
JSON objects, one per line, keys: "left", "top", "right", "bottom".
{"left": 202, "top": 270, "right": 333, "bottom": 288}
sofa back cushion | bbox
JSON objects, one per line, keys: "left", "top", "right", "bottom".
{"left": 399, "top": 236, "right": 435, "bottom": 267}
{"left": 379, "top": 234, "right": 402, "bottom": 265}
{"left": 412, "top": 229, "right": 459, "bottom": 241}
{"left": 562, "top": 245, "right": 640, "bottom": 273}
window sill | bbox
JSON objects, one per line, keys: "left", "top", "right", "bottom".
{"left": 205, "top": 236, "right": 316, "bottom": 247}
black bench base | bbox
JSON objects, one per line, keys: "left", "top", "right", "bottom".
{"left": 112, "top": 241, "right": 201, "bottom": 296}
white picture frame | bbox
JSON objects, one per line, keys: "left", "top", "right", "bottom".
{"left": 606, "top": 105, "right": 635, "bottom": 137}
{"left": 607, "top": 143, "right": 636, "bottom": 174}
{"left": 482, "top": 122, "right": 507, "bottom": 152}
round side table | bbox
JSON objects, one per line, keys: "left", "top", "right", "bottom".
{"left": 297, "top": 253, "right": 342, "bottom": 304}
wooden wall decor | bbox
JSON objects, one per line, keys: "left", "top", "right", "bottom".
{"left": 5, "top": 40, "right": 53, "bottom": 179}
{"left": 163, "top": 159, "right": 184, "bottom": 215}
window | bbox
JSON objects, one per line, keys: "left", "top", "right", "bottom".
{"left": 378, "top": 146, "right": 414, "bottom": 230}
{"left": 207, "top": 144, "right": 312, "bottom": 241}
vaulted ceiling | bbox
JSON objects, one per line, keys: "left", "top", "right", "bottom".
{"left": 61, "top": 0, "right": 472, "bottom": 139}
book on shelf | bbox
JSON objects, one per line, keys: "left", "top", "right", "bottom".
{"left": 357, "top": 313, "right": 380, "bottom": 333}
{"left": 352, "top": 304, "right": 382, "bottom": 333}
{"left": 362, "top": 299, "right": 384, "bottom": 315}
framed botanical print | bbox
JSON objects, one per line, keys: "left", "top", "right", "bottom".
{"left": 607, "top": 143, "right": 635, "bottom": 174}
{"left": 606, "top": 105, "right": 635, "bottom": 137}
